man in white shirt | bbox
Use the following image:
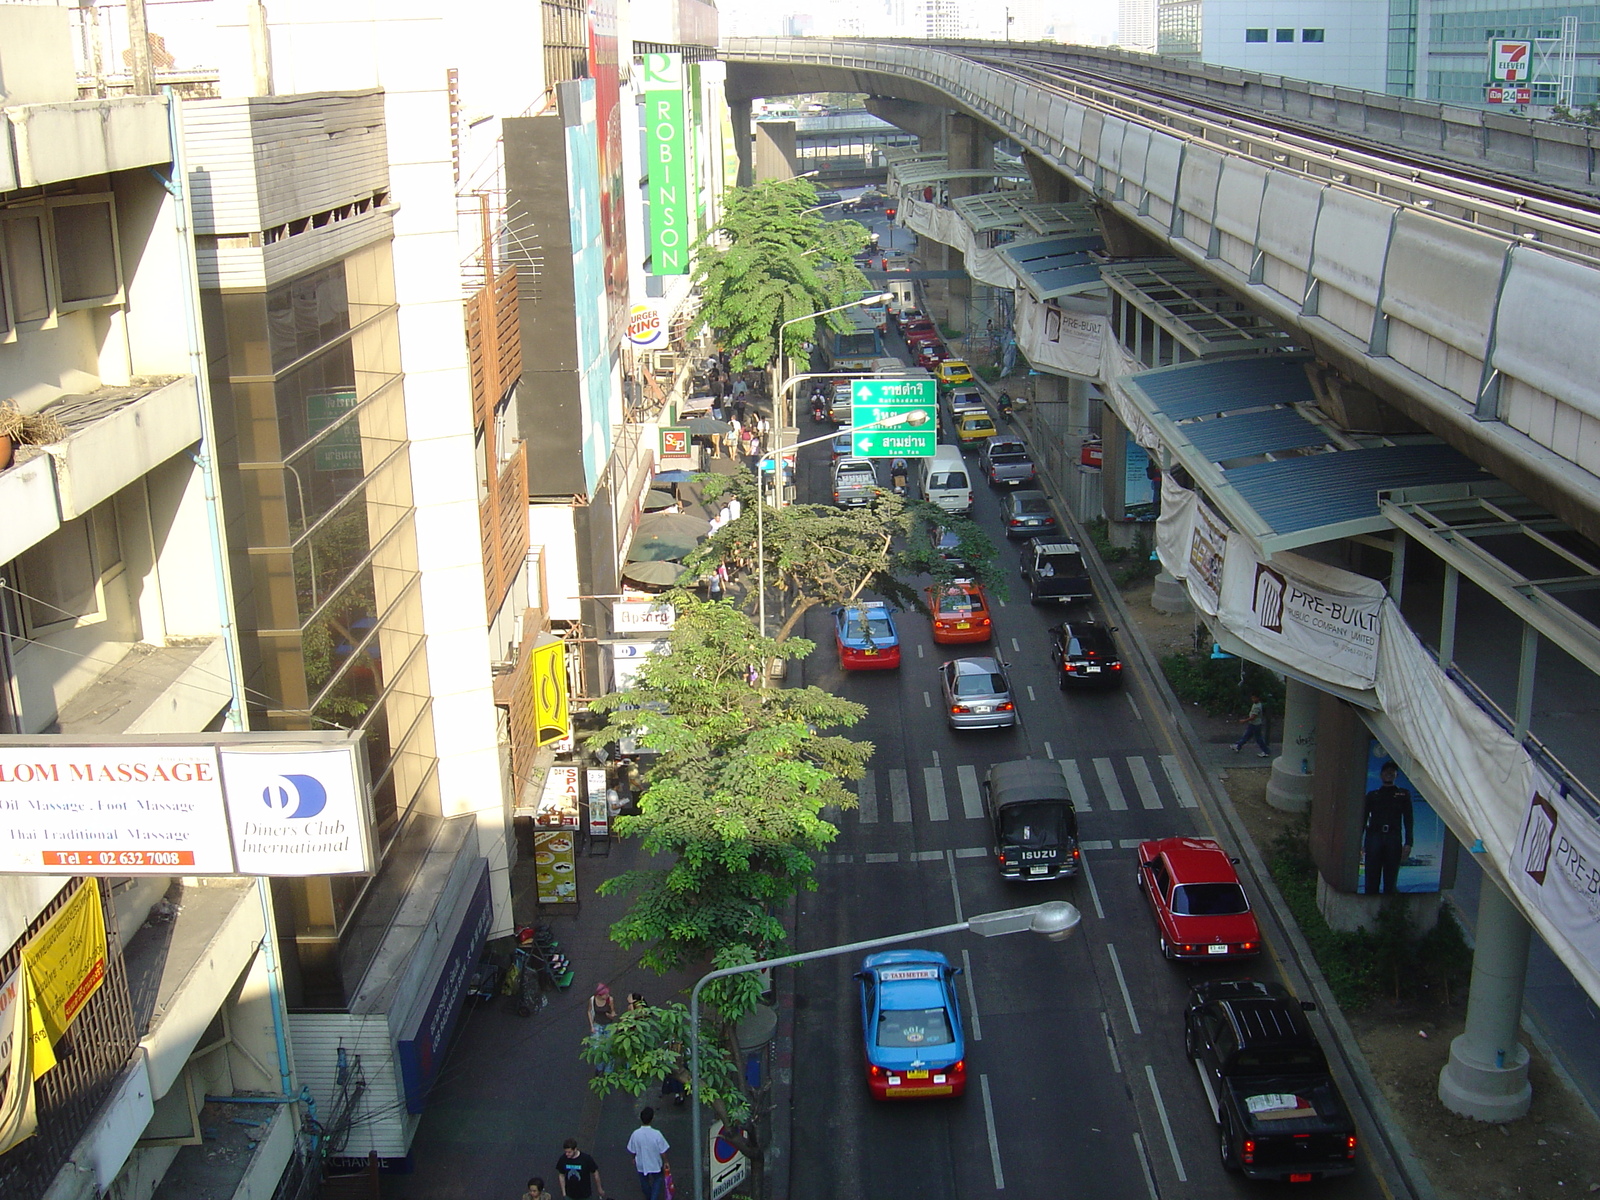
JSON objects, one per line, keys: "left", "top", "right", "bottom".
{"left": 625, "top": 1107, "right": 671, "bottom": 1200}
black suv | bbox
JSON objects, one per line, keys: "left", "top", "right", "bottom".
{"left": 1048, "top": 621, "right": 1123, "bottom": 688}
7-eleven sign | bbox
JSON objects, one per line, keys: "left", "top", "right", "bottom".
{"left": 1492, "top": 39, "right": 1532, "bottom": 82}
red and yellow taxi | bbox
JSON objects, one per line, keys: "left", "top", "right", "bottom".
{"left": 927, "top": 582, "right": 993, "bottom": 645}
{"left": 1136, "top": 836, "right": 1262, "bottom": 961}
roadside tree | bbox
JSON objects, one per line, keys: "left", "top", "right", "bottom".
{"left": 692, "top": 179, "right": 873, "bottom": 372}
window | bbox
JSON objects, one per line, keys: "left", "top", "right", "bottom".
{"left": 16, "top": 519, "right": 99, "bottom": 630}
{"left": 1276, "top": 28, "right": 1295, "bottom": 42}
{"left": 51, "top": 199, "right": 120, "bottom": 306}
{"left": 1245, "top": 27, "right": 1268, "bottom": 42}
{"left": 2, "top": 212, "right": 51, "bottom": 324}
{"left": 1302, "top": 28, "right": 1325, "bottom": 42}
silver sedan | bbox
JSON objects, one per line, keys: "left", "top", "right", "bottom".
{"left": 938, "top": 656, "right": 1017, "bottom": 730}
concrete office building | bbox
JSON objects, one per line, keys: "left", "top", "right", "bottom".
{"left": 1157, "top": 0, "right": 1390, "bottom": 90}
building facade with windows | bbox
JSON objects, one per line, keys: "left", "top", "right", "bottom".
{"left": 1157, "top": 0, "right": 1389, "bottom": 89}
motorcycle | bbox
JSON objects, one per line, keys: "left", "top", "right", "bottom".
{"left": 997, "top": 393, "right": 1014, "bottom": 421}
{"left": 810, "top": 395, "right": 829, "bottom": 424}
{"left": 889, "top": 459, "right": 909, "bottom": 496}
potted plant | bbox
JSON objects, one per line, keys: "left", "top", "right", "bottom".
{"left": 0, "top": 401, "right": 68, "bottom": 472}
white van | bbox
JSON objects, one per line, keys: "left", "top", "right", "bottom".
{"left": 917, "top": 445, "right": 973, "bottom": 514}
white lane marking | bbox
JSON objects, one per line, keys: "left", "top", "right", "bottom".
{"left": 889, "top": 770, "right": 912, "bottom": 823}
{"left": 1027, "top": 685, "right": 1036, "bottom": 701}
{"left": 1079, "top": 849, "right": 1105, "bottom": 919}
{"left": 1079, "top": 839, "right": 1114, "bottom": 851}
{"left": 979, "top": 1075, "right": 1006, "bottom": 1190}
{"left": 908, "top": 849, "right": 939, "bottom": 861}
{"left": 1161, "top": 755, "right": 1200, "bottom": 809}
{"left": 864, "top": 852, "right": 899, "bottom": 863}
{"left": 1060, "top": 758, "right": 1090, "bottom": 812}
{"left": 1126, "top": 692, "right": 1143, "bottom": 721}
{"left": 924, "top": 767, "right": 949, "bottom": 821}
{"left": 1100, "top": 1011, "right": 1122, "bottom": 1073}
{"left": 1119, "top": 838, "right": 1145, "bottom": 849}
{"left": 1095, "top": 758, "right": 1128, "bottom": 810}
{"left": 1011, "top": 637, "right": 1021, "bottom": 652}
{"left": 954, "top": 846, "right": 987, "bottom": 858}
{"left": 917, "top": 643, "right": 925, "bottom": 659}
{"left": 857, "top": 773, "right": 879, "bottom": 824}
{"left": 1105, "top": 944, "right": 1142, "bottom": 1035}
{"left": 958, "top": 764, "right": 984, "bottom": 819}
{"left": 923, "top": 691, "right": 931, "bottom": 708}
{"left": 931, "top": 749, "right": 940, "bottom": 767}
{"left": 996, "top": 597, "right": 1006, "bottom": 608}
{"left": 1129, "top": 757, "right": 1163, "bottom": 810}
{"left": 1145, "top": 1064, "right": 1189, "bottom": 1183}
{"left": 1043, "top": 740, "right": 1054, "bottom": 760}
{"left": 961, "top": 948, "right": 983, "bottom": 1041}
{"left": 1133, "top": 1133, "right": 1160, "bottom": 1200}
{"left": 945, "top": 849, "right": 966, "bottom": 922}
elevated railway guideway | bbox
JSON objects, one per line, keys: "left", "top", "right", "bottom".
{"left": 725, "top": 36, "right": 1600, "bottom": 1089}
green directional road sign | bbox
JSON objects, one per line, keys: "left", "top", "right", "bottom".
{"left": 850, "top": 377, "right": 937, "bottom": 458}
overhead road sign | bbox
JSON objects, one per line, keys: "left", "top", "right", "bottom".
{"left": 851, "top": 377, "right": 936, "bottom": 458}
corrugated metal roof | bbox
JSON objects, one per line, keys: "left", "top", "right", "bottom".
{"left": 1131, "top": 356, "right": 1317, "bottom": 421}
{"left": 997, "top": 234, "right": 1106, "bottom": 301}
{"left": 1226, "top": 444, "right": 1487, "bottom": 540}
{"left": 1183, "top": 407, "right": 1330, "bottom": 461}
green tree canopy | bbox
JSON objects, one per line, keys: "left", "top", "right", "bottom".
{"left": 692, "top": 179, "right": 874, "bottom": 372}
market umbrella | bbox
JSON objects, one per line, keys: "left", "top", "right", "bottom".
{"left": 621, "top": 560, "right": 687, "bottom": 588}
{"left": 637, "top": 512, "right": 710, "bottom": 540}
{"left": 642, "top": 489, "right": 678, "bottom": 512}
{"left": 682, "top": 417, "right": 735, "bottom": 436}
{"left": 627, "top": 531, "right": 700, "bottom": 563}
{"left": 653, "top": 470, "right": 694, "bottom": 484}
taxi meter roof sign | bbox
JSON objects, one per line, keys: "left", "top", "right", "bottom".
{"left": 851, "top": 377, "right": 937, "bottom": 458}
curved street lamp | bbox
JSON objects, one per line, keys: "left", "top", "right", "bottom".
{"left": 689, "top": 900, "right": 1082, "bottom": 1200}
{"left": 772, "top": 292, "right": 895, "bottom": 430}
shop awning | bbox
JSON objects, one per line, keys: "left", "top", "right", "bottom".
{"left": 996, "top": 234, "right": 1106, "bottom": 302}
{"left": 1121, "top": 355, "right": 1490, "bottom": 553}
{"left": 889, "top": 159, "right": 1029, "bottom": 189}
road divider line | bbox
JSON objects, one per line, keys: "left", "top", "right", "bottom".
{"left": 1027, "top": 685, "right": 1036, "bottom": 701}
{"left": 1118, "top": 838, "right": 1145, "bottom": 849}
{"left": 1126, "top": 692, "right": 1143, "bottom": 721}
{"left": 917, "top": 643, "right": 925, "bottom": 659}
{"left": 1105, "top": 944, "right": 1142, "bottom": 1035}
{"left": 1095, "top": 757, "right": 1129, "bottom": 810}
{"left": 944, "top": 849, "right": 966, "bottom": 923}
{"left": 1059, "top": 758, "right": 1091, "bottom": 812}
{"left": 961, "top": 948, "right": 982, "bottom": 1042}
{"left": 922, "top": 691, "right": 931, "bottom": 708}
{"left": 1011, "top": 637, "right": 1021, "bottom": 652}
{"left": 954, "top": 846, "right": 987, "bottom": 858}
{"left": 1145, "top": 1064, "right": 1188, "bottom": 1183}
{"left": 957, "top": 764, "right": 984, "bottom": 819}
{"left": 924, "top": 767, "right": 949, "bottom": 821}
{"left": 864, "top": 852, "right": 898, "bottom": 863}
{"left": 979, "top": 1074, "right": 1006, "bottom": 1190}
{"left": 889, "top": 770, "right": 912, "bottom": 823}
{"left": 1100, "top": 1011, "right": 1121, "bottom": 1073}
{"left": 1080, "top": 839, "right": 1113, "bottom": 851}
{"left": 1079, "top": 849, "right": 1105, "bottom": 919}
{"left": 1132, "top": 1133, "right": 1159, "bottom": 1200}
{"left": 1129, "top": 757, "right": 1163, "bottom": 810}
{"left": 931, "top": 750, "right": 940, "bottom": 767}
{"left": 857, "top": 774, "right": 879, "bottom": 824}
{"left": 1160, "top": 755, "right": 1200, "bottom": 809}
{"left": 1042, "top": 740, "right": 1054, "bottom": 759}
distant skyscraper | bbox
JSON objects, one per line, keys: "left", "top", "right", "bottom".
{"left": 1119, "top": 0, "right": 1157, "bottom": 51}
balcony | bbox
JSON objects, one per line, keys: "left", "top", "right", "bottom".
{"left": 53, "top": 639, "right": 231, "bottom": 737}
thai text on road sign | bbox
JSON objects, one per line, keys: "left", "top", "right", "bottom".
{"left": 851, "top": 377, "right": 937, "bottom": 458}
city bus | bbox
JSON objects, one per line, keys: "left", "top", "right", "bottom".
{"left": 826, "top": 308, "right": 887, "bottom": 371}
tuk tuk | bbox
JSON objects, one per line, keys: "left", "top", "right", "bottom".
{"left": 982, "top": 759, "right": 1081, "bottom": 881}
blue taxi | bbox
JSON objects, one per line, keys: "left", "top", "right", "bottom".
{"left": 855, "top": 950, "right": 966, "bottom": 1099}
{"left": 833, "top": 603, "right": 901, "bottom": 671}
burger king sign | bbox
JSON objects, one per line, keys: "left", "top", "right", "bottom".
{"left": 626, "top": 303, "right": 667, "bottom": 349}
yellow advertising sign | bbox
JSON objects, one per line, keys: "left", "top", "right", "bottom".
{"left": 0, "top": 966, "right": 38, "bottom": 1154}
{"left": 23, "top": 879, "right": 106, "bottom": 1050}
{"left": 531, "top": 636, "right": 571, "bottom": 746}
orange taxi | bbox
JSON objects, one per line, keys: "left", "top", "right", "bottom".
{"left": 927, "top": 582, "right": 993, "bottom": 645}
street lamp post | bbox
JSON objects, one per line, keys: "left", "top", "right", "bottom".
{"left": 753, "top": 409, "right": 930, "bottom": 645}
{"left": 772, "top": 292, "right": 894, "bottom": 431}
{"left": 688, "top": 901, "right": 1081, "bottom": 1200}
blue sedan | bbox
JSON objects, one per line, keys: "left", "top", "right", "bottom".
{"left": 831, "top": 428, "right": 856, "bottom": 458}
{"left": 855, "top": 950, "right": 966, "bottom": 1099}
{"left": 834, "top": 603, "right": 901, "bottom": 670}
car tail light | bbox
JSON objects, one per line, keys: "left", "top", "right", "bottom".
{"left": 996, "top": 702, "right": 1014, "bottom": 711}
{"left": 1346, "top": 1135, "right": 1357, "bottom": 1158}
{"left": 950, "top": 704, "right": 971, "bottom": 714}
{"left": 1009, "top": 518, "right": 1023, "bottom": 526}
{"left": 1111, "top": 662, "right": 1123, "bottom": 671}
{"left": 1240, "top": 942, "right": 1258, "bottom": 952}
{"left": 1242, "top": 1139, "right": 1256, "bottom": 1165}
{"left": 979, "top": 617, "right": 991, "bottom": 626}
{"left": 949, "top": 1059, "right": 965, "bottom": 1076}
{"left": 1071, "top": 846, "right": 1081, "bottom": 859}
{"left": 869, "top": 1064, "right": 885, "bottom": 1079}
{"left": 998, "top": 852, "right": 1009, "bottom": 865}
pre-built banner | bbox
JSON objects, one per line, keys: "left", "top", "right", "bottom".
{"left": 1512, "top": 771, "right": 1600, "bottom": 967}
{"left": 1217, "top": 536, "right": 1385, "bottom": 690}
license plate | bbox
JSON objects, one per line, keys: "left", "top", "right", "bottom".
{"left": 956, "top": 621, "right": 971, "bottom": 629}
{"left": 1207, "top": 944, "right": 1229, "bottom": 955}
{"left": 972, "top": 705, "right": 991, "bottom": 713}
{"left": 1030, "top": 865, "right": 1049, "bottom": 875}
{"left": 863, "top": 649, "right": 877, "bottom": 656}
{"left": 1289, "top": 1174, "right": 1313, "bottom": 1184}
{"left": 904, "top": 1070, "right": 930, "bottom": 1079}
{"left": 1084, "top": 665, "right": 1101, "bottom": 673}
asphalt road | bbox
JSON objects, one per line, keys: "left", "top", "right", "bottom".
{"left": 784, "top": 331, "right": 1386, "bottom": 1198}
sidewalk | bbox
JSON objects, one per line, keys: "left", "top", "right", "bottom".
{"left": 384, "top": 837, "right": 700, "bottom": 1200}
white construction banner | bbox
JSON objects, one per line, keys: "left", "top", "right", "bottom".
{"left": 1512, "top": 771, "right": 1600, "bottom": 965}
{"left": 1155, "top": 474, "right": 1196, "bottom": 583}
{"left": 0, "top": 967, "right": 36, "bottom": 1156}
{"left": 1187, "top": 502, "right": 1230, "bottom": 616}
{"left": 1217, "top": 537, "right": 1384, "bottom": 689}
{"left": 1012, "top": 290, "right": 1107, "bottom": 378}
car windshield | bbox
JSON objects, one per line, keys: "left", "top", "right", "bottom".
{"left": 1170, "top": 882, "right": 1249, "bottom": 916}
{"left": 963, "top": 417, "right": 994, "bottom": 428}
{"left": 845, "top": 613, "right": 894, "bottom": 641}
{"left": 928, "top": 471, "right": 968, "bottom": 489}
{"left": 998, "top": 803, "right": 1069, "bottom": 847}
{"left": 937, "top": 592, "right": 981, "bottom": 615}
{"left": 877, "top": 1007, "right": 954, "bottom": 1048}
{"left": 1234, "top": 1049, "right": 1326, "bottom": 1073}
{"left": 1018, "top": 497, "right": 1052, "bottom": 514}
{"left": 953, "top": 671, "right": 1007, "bottom": 697}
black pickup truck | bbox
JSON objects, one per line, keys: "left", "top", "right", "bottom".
{"left": 981, "top": 759, "right": 1081, "bottom": 881}
{"left": 1020, "top": 539, "right": 1093, "bottom": 605}
{"left": 1184, "top": 980, "right": 1358, "bottom": 1183}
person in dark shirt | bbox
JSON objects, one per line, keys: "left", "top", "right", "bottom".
{"left": 555, "top": 1138, "right": 604, "bottom": 1200}
{"left": 1362, "top": 761, "right": 1414, "bottom": 895}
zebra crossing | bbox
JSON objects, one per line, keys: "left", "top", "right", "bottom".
{"left": 841, "top": 753, "right": 1198, "bottom": 826}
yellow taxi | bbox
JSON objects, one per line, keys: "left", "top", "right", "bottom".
{"left": 936, "top": 360, "right": 975, "bottom": 387}
{"left": 954, "top": 411, "right": 997, "bottom": 446}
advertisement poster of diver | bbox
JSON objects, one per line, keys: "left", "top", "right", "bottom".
{"left": 1358, "top": 739, "right": 1447, "bottom": 893}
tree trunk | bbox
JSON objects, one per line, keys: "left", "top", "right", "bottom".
{"left": 775, "top": 598, "right": 817, "bottom": 643}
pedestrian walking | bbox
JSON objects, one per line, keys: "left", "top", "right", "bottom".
{"left": 1361, "top": 761, "right": 1413, "bottom": 895}
{"left": 1232, "top": 693, "right": 1270, "bottom": 757}
{"left": 555, "top": 1140, "right": 604, "bottom": 1200}
{"left": 732, "top": 396, "right": 747, "bottom": 424}
{"left": 626, "top": 1108, "right": 671, "bottom": 1200}
{"left": 524, "top": 1178, "right": 553, "bottom": 1200}
{"left": 588, "top": 983, "right": 618, "bottom": 1072}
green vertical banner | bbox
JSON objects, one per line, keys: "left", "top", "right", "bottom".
{"left": 643, "top": 53, "right": 690, "bottom": 275}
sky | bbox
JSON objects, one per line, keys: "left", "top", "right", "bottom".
{"left": 717, "top": 0, "right": 1121, "bottom": 45}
